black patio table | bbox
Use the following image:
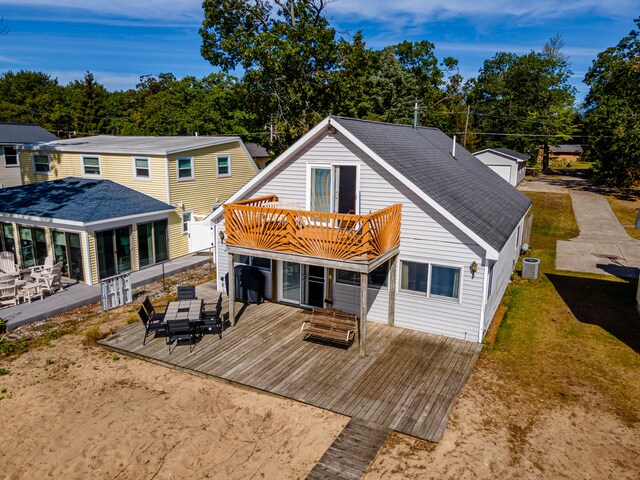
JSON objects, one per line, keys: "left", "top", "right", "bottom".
{"left": 164, "top": 299, "right": 203, "bottom": 325}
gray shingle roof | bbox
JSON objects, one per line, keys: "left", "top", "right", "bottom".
{"left": 550, "top": 144, "right": 583, "bottom": 154}
{"left": 0, "top": 123, "right": 57, "bottom": 144}
{"left": 0, "top": 177, "right": 173, "bottom": 223}
{"left": 333, "top": 116, "right": 532, "bottom": 252}
{"left": 24, "top": 135, "right": 240, "bottom": 155}
{"left": 245, "top": 143, "right": 270, "bottom": 158}
{"left": 492, "top": 147, "right": 530, "bottom": 161}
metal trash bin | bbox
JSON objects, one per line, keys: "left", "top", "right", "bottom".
{"left": 522, "top": 257, "right": 540, "bottom": 279}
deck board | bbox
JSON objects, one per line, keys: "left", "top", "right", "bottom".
{"left": 100, "top": 295, "right": 481, "bottom": 443}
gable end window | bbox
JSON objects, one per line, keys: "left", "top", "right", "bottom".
{"left": 3, "top": 146, "right": 18, "bottom": 166}
{"left": 33, "top": 154, "right": 51, "bottom": 174}
{"left": 82, "top": 156, "right": 101, "bottom": 176}
{"left": 134, "top": 157, "right": 150, "bottom": 178}
{"left": 177, "top": 157, "right": 194, "bottom": 180}
{"left": 217, "top": 155, "right": 231, "bottom": 177}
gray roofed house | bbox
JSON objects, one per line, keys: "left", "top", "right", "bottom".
{"left": 205, "top": 115, "right": 533, "bottom": 344}
{"left": 473, "top": 147, "right": 530, "bottom": 186}
{"left": 334, "top": 117, "right": 531, "bottom": 251}
{"left": 1, "top": 123, "right": 58, "bottom": 188}
{"left": 24, "top": 135, "right": 241, "bottom": 156}
{"left": 550, "top": 144, "right": 584, "bottom": 155}
{"left": 245, "top": 143, "right": 271, "bottom": 169}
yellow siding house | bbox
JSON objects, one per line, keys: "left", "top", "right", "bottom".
{"left": 9, "top": 136, "right": 258, "bottom": 284}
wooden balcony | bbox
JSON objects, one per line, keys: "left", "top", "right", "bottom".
{"left": 223, "top": 195, "right": 402, "bottom": 262}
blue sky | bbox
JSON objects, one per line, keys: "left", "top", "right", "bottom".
{"left": 0, "top": 1, "right": 637, "bottom": 104}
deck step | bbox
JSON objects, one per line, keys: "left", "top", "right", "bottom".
{"left": 306, "top": 417, "right": 390, "bottom": 480}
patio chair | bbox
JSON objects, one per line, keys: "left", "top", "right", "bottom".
{"left": 166, "top": 318, "right": 196, "bottom": 353}
{"left": 177, "top": 285, "right": 196, "bottom": 301}
{"left": 36, "top": 262, "right": 63, "bottom": 295}
{"left": 30, "top": 255, "right": 53, "bottom": 277}
{"left": 138, "top": 306, "right": 166, "bottom": 345}
{"left": 0, "top": 252, "right": 20, "bottom": 277}
{"left": 142, "top": 296, "right": 165, "bottom": 322}
{"left": 0, "top": 275, "right": 19, "bottom": 307}
{"left": 200, "top": 293, "right": 223, "bottom": 339}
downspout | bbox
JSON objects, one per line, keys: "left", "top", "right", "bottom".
{"left": 479, "top": 258, "right": 489, "bottom": 343}
{"left": 214, "top": 222, "right": 220, "bottom": 291}
{"left": 164, "top": 156, "right": 171, "bottom": 205}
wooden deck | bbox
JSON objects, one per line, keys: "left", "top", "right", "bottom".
{"left": 100, "top": 298, "right": 481, "bottom": 443}
{"left": 306, "top": 418, "right": 390, "bottom": 479}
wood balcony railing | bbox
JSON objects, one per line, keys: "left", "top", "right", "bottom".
{"left": 223, "top": 195, "right": 402, "bottom": 261}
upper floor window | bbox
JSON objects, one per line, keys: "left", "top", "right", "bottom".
{"left": 2, "top": 146, "right": 18, "bottom": 166}
{"left": 177, "top": 157, "right": 194, "bottom": 180}
{"left": 308, "top": 164, "right": 358, "bottom": 214}
{"left": 217, "top": 155, "right": 231, "bottom": 177}
{"left": 33, "top": 154, "right": 51, "bottom": 174}
{"left": 134, "top": 157, "right": 150, "bottom": 179}
{"left": 82, "top": 156, "right": 101, "bottom": 176}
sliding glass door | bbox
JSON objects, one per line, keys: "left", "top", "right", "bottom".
{"left": 18, "top": 226, "right": 48, "bottom": 268}
{"left": 281, "top": 261, "right": 301, "bottom": 304}
{"left": 137, "top": 220, "right": 168, "bottom": 267}
{"left": 96, "top": 227, "right": 131, "bottom": 280}
{"left": 52, "top": 231, "right": 84, "bottom": 281}
{"left": 0, "top": 222, "right": 16, "bottom": 259}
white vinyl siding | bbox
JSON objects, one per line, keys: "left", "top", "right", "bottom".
{"left": 218, "top": 132, "right": 487, "bottom": 341}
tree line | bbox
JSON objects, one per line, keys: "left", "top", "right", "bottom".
{"left": 0, "top": 2, "right": 637, "bottom": 186}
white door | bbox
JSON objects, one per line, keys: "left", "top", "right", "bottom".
{"left": 489, "top": 165, "right": 512, "bottom": 184}
{"left": 188, "top": 221, "right": 215, "bottom": 253}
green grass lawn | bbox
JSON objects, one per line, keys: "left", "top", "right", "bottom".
{"left": 484, "top": 192, "right": 640, "bottom": 426}
{"left": 606, "top": 194, "right": 640, "bottom": 240}
{"left": 548, "top": 161, "right": 592, "bottom": 170}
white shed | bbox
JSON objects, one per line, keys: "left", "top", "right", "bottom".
{"left": 473, "top": 148, "right": 529, "bottom": 186}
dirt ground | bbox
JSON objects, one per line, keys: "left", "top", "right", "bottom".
{"left": 0, "top": 333, "right": 348, "bottom": 480}
{"left": 365, "top": 361, "right": 640, "bottom": 480}
{"left": 1, "top": 264, "right": 638, "bottom": 479}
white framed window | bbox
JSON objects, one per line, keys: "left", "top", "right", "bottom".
{"left": 82, "top": 156, "right": 101, "bottom": 176}
{"left": 306, "top": 163, "right": 359, "bottom": 214}
{"left": 233, "top": 254, "right": 271, "bottom": 271}
{"left": 2, "top": 146, "right": 18, "bottom": 166}
{"left": 181, "top": 211, "right": 192, "bottom": 234}
{"left": 32, "top": 154, "right": 51, "bottom": 174}
{"left": 430, "top": 264, "right": 461, "bottom": 300}
{"left": 399, "top": 260, "right": 462, "bottom": 301}
{"left": 487, "top": 261, "right": 495, "bottom": 299}
{"left": 133, "top": 157, "right": 150, "bottom": 179}
{"left": 177, "top": 157, "right": 194, "bottom": 180}
{"left": 217, "top": 154, "right": 231, "bottom": 177}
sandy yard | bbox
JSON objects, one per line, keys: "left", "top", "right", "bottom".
{"left": 365, "top": 360, "right": 640, "bottom": 480}
{"left": 0, "top": 333, "right": 348, "bottom": 480}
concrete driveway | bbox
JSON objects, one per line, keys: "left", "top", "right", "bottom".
{"left": 519, "top": 177, "right": 640, "bottom": 279}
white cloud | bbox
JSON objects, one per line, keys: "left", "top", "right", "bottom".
{"left": 326, "top": 0, "right": 635, "bottom": 23}
{"left": 0, "top": 0, "right": 203, "bottom": 25}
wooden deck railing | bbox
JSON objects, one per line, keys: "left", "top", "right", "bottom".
{"left": 224, "top": 197, "right": 402, "bottom": 261}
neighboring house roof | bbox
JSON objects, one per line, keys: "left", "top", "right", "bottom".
{"left": 474, "top": 147, "right": 530, "bottom": 162}
{"left": 210, "top": 116, "right": 532, "bottom": 258}
{"left": 23, "top": 135, "right": 241, "bottom": 156}
{"left": 245, "top": 143, "right": 270, "bottom": 158}
{"left": 0, "top": 177, "right": 173, "bottom": 224}
{"left": 0, "top": 123, "right": 57, "bottom": 144}
{"left": 550, "top": 144, "right": 583, "bottom": 154}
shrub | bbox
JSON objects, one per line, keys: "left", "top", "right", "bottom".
{"left": 84, "top": 326, "right": 107, "bottom": 344}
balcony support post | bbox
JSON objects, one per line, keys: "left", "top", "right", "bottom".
{"left": 388, "top": 254, "right": 397, "bottom": 327}
{"left": 228, "top": 253, "right": 236, "bottom": 327}
{"left": 359, "top": 271, "right": 368, "bottom": 357}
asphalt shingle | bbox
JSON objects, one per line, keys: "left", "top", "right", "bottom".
{"left": 333, "top": 116, "right": 532, "bottom": 252}
{"left": 0, "top": 123, "right": 57, "bottom": 144}
{"left": 0, "top": 177, "right": 173, "bottom": 223}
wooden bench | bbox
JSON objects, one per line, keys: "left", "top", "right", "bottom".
{"left": 301, "top": 307, "right": 357, "bottom": 345}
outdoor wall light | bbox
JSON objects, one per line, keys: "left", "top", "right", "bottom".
{"left": 218, "top": 230, "right": 225, "bottom": 244}
{"left": 470, "top": 261, "right": 478, "bottom": 279}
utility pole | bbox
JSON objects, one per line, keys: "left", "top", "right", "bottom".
{"left": 290, "top": 0, "right": 295, "bottom": 26}
{"left": 463, "top": 105, "right": 471, "bottom": 148}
